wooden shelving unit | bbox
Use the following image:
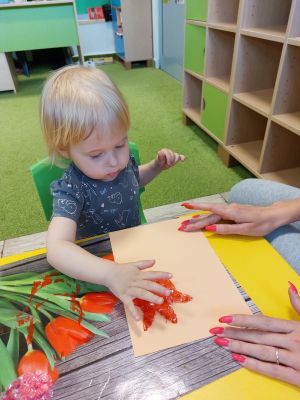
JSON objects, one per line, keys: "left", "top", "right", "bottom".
{"left": 111, "top": 0, "right": 153, "bottom": 68}
{"left": 182, "top": 71, "right": 203, "bottom": 124}
{"left": 233, "top": 36, "right": 282, "bottom": 116}
{"left": 241, "top": 0, "right": 292, "bottom": 42}
{"left": 226, "top": 100, "right": 267, "bottom": 173}
{"left": 260, "top": 122, "right": 300, "bottom": 187}
{"left": 272, "top": 44, "right": 300, "bottom": 135}
{"left": 183, "top": 0, "right": 300, "bottom": 187}
{"left": 205, "top": 28, "right": 235, "bottom": 92}
{"left": 208, "top": 0, "right": 239, "bottom": 27}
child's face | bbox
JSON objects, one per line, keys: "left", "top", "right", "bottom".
{"left": 67, "top": 126, "right": 130, "bottom": 181}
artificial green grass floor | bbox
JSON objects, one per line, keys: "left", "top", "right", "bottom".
{"left": 0, "top": 63, "right": 252, "bottom": 241}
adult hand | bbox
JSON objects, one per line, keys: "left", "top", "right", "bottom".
{"left": 179, "top": 202, "right": 283, "bottom": 236}
{"left": 210, "top": 282, "right": 300, "bottom": 387}
{"left": 108, "top": 260, "right": 172, "bottom": 321}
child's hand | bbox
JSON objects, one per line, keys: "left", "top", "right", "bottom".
{"left": 155, "top": 148, "right": 185, "bottom": 170}
{"left": 108, "top": 259, "right": 172, "bottom": 320}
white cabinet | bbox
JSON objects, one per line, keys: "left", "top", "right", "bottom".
{"left": 72, "top": 19, "right": 115, "bottom": 57}
{"left": 0, "top": 53, "right": 17, "bottom": 93}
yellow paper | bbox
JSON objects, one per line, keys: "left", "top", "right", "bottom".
{"left": 181, "top": 233, "right": 300, "bottom": 399}
{"left": 110, "top": 218, "right": 251, "bottom": 356}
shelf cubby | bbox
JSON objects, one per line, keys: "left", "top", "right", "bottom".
{"left": 226, "top": 100, "right": 267, "bottom": 172}
{"left": 241, "top": 0, "right": 292, "bottom": 42}
{"left": 182, "top": 71, "right": 203, "bottom": 124}
{"left": 272, "top": 45, "right": 300, "bottom": 136}
{"left": 184, "top": 23, "right": 206, "bottom": 76}
{"left": 205, "top": 28, "right": 235, "bottom": 92}
{"left": 260, "top": 123, "right": 300, "bottom": 187}
{"left": 207, "top": 0, "right": 239, "bottom": 31}
{"left": 233, "top": 36, "right": 282, "bottom": 116}
{"left": 186, "top": 0, "right": 208, "bottom": 22}
{"left": 289, "top": 0, "right": 300, "bottom": 41}
{"left": 183, "top": 0, "right": 300, "bottom": 188}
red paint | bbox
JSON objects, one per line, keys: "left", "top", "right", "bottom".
{"left": 35, "top": 300, "right": 46, "bottom": 310}
{"left": 133, "top": 279, "right": 192, "bottom": 331}
{"left": 29, "top": 274, "right": 56, "bottom": 303}
{"left": 26, "top": 318, "right": 35, "bottom": 345}
{"left": 101, "top": 253, "right": 115, "bottom": 261}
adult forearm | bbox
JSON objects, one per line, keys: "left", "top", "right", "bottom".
{"left": 139, "top": 160, "right": 161, "bottom": 186}
{"left": 272, "top": 198, "right": 300, "bottom": 227}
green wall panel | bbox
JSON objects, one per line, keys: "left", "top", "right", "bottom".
{"left": 75, "top": 0, "right": 108, "bottom": 15}
{"left": 0, "top": 4, "right": 79, "bottom": 52}
{"left": 184, "top": 24, "right": 206, "bottom": 75}
{"left": 186, "top": 0, "right": 208, "bottom": 21}
{"left": 201, "top": 83, "right": 228, "bottom": 142}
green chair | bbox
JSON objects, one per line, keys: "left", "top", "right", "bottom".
{"left": 30, "top": 141, "right": 147, "bottom": 225}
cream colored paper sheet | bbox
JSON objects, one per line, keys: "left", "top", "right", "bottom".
{"left": 110, "top": 218, "right": 251, "bottom": 356}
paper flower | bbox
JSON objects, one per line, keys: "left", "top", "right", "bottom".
{"left": 0, "top": 263, "right": 115, "bottom": 393}
{"left": 1, "top": 371, "right": 53, "bottom": 400}
{"left": 45, "top": 316, "right": 94, "bottom": 358}
{"left": 17, "top": 350, "right": 58, "bottom": 383}
{"left": 80, "top": 292, "right": 118, "bottom": 314}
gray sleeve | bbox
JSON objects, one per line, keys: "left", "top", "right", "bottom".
{"left": 50, "top": 179, "right": 84, "bottom": 223}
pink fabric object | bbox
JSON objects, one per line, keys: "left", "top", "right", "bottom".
{"left": 1, "top": 371, "right": 53, "bottom": 400}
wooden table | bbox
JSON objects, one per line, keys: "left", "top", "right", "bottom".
{"left": 0, "top": 196, "right": 263, "bottom": 400}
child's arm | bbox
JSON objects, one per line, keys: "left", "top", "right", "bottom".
{"left": 139, "top": 148, "right": 185, "bottom": 186}
{"left": 47, "top": 217, "right": 172, "bottom": 320}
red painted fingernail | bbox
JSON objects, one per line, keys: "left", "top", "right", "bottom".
{"left": 214, "top": 337, "right": 229, "bottom": 346}
{"left": 181, "top": 220, "right": 191, "bottom": 226}
{"left": 219, "top": 315, "right": 233, "bottom": 323}
{"left": 232, "top": 353, "right": 246, "bottom": 363}
{"left": 209, "top": 327, "right": 224, "bottom": 335}
{"left": 178, "top": 226, "right": 186, "bottom": 231}
{"left": 181, "top": 203, "right": 194, "bottom": 209}
{"left": 206, "top": 225, "right": 216, "bottom": 232}
{"left": 288, "top": 281, "right": 298, "bottom": 295}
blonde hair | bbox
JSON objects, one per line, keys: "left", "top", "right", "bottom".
{"left": 40, "top": 65, "right": 130, "bottom": 163}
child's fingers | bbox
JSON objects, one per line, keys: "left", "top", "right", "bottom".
{"left": 157, "top": 150, "right": 167, "bottom": 165}
{"left": 129, "top": 287, "right": 164, "bottom": 304}
{"left": 169, "top": 153, "right": 185, "bottom": 166}
{"left": 142, "top": 270, "right": 172, "bottom": 280}
{"left": 122, "top": 296, "right": 140, "bottom": 320}
{"left": 132, "top": 259, "right": 156, "bottom": 270}
{"left": 136, "top": 280, "right": 170, "bottom": 296}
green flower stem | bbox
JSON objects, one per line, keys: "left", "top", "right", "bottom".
{"left": 0, "top": 337, "right": 17, "bottom": 389}
{"left": 36, "top": 307, "right": 53, "bottom": 321}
